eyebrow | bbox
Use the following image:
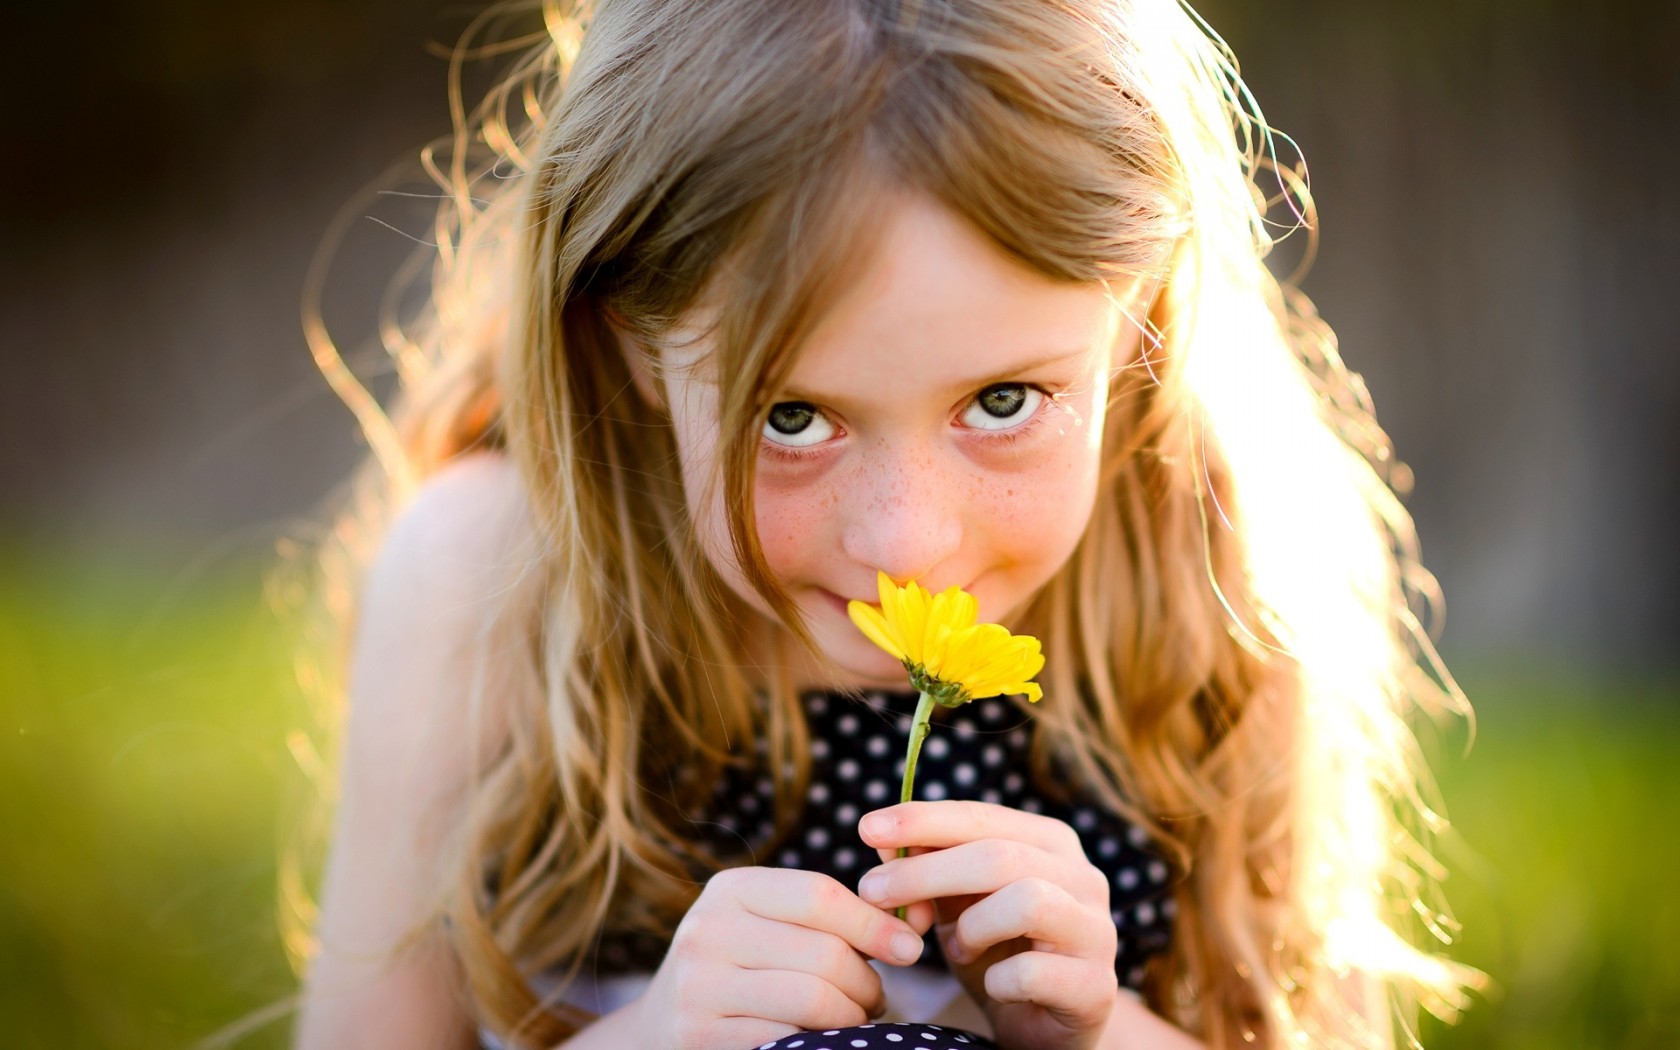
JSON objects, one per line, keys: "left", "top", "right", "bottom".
{"left": 778, "top": 347, "right": 1093, "bottom": 405}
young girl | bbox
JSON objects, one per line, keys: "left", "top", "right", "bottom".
{"left": 284, "top": 1, "right": 1484, "bottom": 1047}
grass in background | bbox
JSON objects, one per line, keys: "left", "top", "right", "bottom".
{"left": 1, "top": 544, "right": 1676, "bottom": 1048}
{"left": 0, "top": 545, "right": 305, "bottom": 1049}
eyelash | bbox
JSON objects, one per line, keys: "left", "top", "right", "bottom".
{"left": 758, "top": 384, "right": 1058, "bottom": 464}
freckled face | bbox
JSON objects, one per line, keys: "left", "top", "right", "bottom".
{"left": 662, "top": 193, "right": 1140, "bottom": 689}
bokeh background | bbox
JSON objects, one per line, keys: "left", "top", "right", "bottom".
{"left": 3, "top": 1, "right": 1677, "bottom": 1047}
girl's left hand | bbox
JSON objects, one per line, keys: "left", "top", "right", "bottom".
{"left": 857, "top": 800, "right": 1121, "bottom": 1050}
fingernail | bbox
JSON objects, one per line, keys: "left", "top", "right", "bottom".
{"left": 860, "top": 812, "right": 895, "bottom": 839}
{"left": 859, "top": 869, "right": 887, "bottom": 902}
{"left": 943, "top": 932, "right": 965, "bottom": 963}
{"left": 892, "top": 931, "right": 924, "bottom": 964}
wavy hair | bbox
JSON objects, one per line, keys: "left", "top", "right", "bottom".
{"left": 278, "top": 1, "right": 1486, "bottom": 1046}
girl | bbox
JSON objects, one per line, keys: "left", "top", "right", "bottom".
{"left": 284, "top": 1, "right": 1485, "bottom": 1047}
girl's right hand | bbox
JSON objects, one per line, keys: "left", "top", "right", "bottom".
{"left": 630, "top": 866, "right": 931, "bottom": 1050}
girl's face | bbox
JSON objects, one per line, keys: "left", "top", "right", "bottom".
{"left": 658, "top": 193, "right": 1141, "bottom": 689}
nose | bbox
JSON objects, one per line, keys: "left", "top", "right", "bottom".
{"left": 839, "top": 450, "right": 963, "bottom": 586}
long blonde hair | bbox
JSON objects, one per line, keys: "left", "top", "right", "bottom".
{"left": 282, "top": 1, "right": 1485, "bottom": 1046}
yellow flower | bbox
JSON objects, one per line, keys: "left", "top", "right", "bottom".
{"left": 848, "top": 571, "right": 1044, "bottom": 707}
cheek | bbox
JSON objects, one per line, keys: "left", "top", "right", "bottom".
{"left": 975, "top": 429, "right": 1102, "bottom": 571}
{"left": 753, "top": 476, "right": 840, "bottom": 577}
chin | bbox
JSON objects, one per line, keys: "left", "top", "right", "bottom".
{"left": 817, "top": 634, "right": 909, "bottom": 690}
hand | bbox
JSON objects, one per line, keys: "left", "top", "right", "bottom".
{"left": 856, "top": 801, "right": 1120, "bottom": 1050}
{"left": 631, "top": 865, "right": 929, "bottom": 1050}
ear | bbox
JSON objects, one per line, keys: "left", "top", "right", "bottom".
{"left": 603, "top": 307, "right": 666, "bottom": 410}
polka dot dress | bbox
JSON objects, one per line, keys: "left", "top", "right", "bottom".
{"left": 594, "top": 688, "right": 1177, "bottom": 990}
{"left": 756, "top": 1021, "right": 994, "bottom": 1050}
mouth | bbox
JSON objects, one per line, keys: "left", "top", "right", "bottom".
{"left": 816, "top": 588, "right": 857, "bottom": 616}
{"left": 817, "top": 578, "right": 983, "bottom": 617}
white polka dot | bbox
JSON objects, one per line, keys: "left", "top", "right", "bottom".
{"left": 952, "top": 763, "right": 976, "bottom": 786}
{"left": 1136, "top": 901, "right": 1157, "bottom": 926}
{"left": 1117, "top": 867, "right": 1139, "bottom": 890}
{"left": 837, "top": 758, "right": 860, "bottom": 780}
{"left": 757, "top": 777, "right": 774, "bottom": 797}
{"left": 780, "top": 850, "right": 801, "bottom": 867}
{"left": 824, "top": 1030, "right": 841, "bottom": 1036}
{"left": 1021, "top": 797, "right": 1041, "bottom": 813}
{"left": 718, "top": 814, "right": 739, "bottom": 832}
{"left": 886, "top": 1036, "right": 903, "bottom": 1043}
{"left": 1007, "top": 728, "right": 1028, "bottom": 750}
{"left": 893, "top": 759, "right": 907, "bottom": 777}
{"left": 1163, "top": 897, "right": 1178, "bottom": 917}
{"left": 810, "top": 783, "right": 830, "bottom": 804}
{"left": 788, "top": 1042, "right": 804, "bottom": 1048}
{"left": 741, "top": 794, "right": 760, "bottom": 813}
{"left": 807, "top": 827, "right": 830, "bottom": 850}
{"left": 1073, "top": 807, "right": 1097, "bottom": 830}
{"left": 1126, "top": 965, "right": 1145, "bottom": 987}
{"left": 835, "top": 803, "right": 858, "bottom": 826}
{"left": 953, "top": 720, "right": 976, "bottom": 740}
{"left": 921, "top": 1035, "right": 937, "bottom": 1042}
{"left": 835, "top": 847, "right": 856, "bottom": 868}
{"left": 980, "top": 788, "right": 1002, "bottom": 805}
{"left": 865, "top": 779, "right": 890, "bottom": 801}
{"left": 867, "top": 734, "right": 890, "bottom": 756}
{"left": 956, "top": 1036, "right": 972, "bottom": 1044}
{"left": 982, "top": 744, "right": 1004, "bottom": 767}
{"left": 812, "top": 738, "right": 831, "bottom": 760}
{"left": 758, "top": 820, "right": 776, "bottom": 841}
{"left": 981, "top": 701, "right": 1004, "bottom": 722}
{"left": 897, "top": 714, "right": 913, "bottom": 733}
{"left": 1126, "top": 824, "right": 1149, "bottom": 848}
{"left": 1111, "top": 909, "right": 1125, "bottom": 926}
{"left": 851, "top": 1040, "right": 869, "bottom": 1047}
{"left": 1097, "top": 837, "right": 1119, "bottom": 858}
{"left": 838, "top": 713, "right": 860, "bottom": 735}
{"left": 1003, "top": 772, "right": 1024, "bottom": 794}
{"left": 810, "top": 696, "right": 828, "bottom": 715}
{"left": 761, "top": 1042, "right": 777, "bottom": 1049}
{"left": 923, "top": 780, "right": 949, "bottom": 801}
{"left": 1147, "top": 859, "right": 1168, "bottom": 884}
{"left": 926, "top": 736, "right": 949, "bottom": 759}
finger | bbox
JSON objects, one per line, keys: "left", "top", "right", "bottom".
{"left": 860, "top": 800, "right": 1085, "bottom": 857}
{"left": 720, "top": 968, "right": 873, "bottom": 1033}
{"left": 858, "top": 838, "right": 1106, "bottom": 912}
{"left": 729, "top": 914, "right": 888, "bottom": 1018}
{"left": 983, "top": 950, "right": 1119, "bottom": 1027}
{"left": 945, "top": 877, "right": 1115, "bottom": 964}
{"left": 718, "top": 868, "right": 925, "bottom": 966}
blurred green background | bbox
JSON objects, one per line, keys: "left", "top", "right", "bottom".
{"left": 3, "top": 0, "right": 1676, "bottom": 1047}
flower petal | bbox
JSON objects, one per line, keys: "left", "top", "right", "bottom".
{"left": 847, "top": 600, "right": 905, "bottom": 662}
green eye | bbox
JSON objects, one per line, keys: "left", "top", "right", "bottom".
{"left": 961, "top": 384, "right": 1042, "bottom": 431}
{"left": 763, "top": 401, "right": 836, "bottom": 448}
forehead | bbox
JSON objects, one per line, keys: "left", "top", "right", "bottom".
{"left": 782, "top": 194, "right": 1120, "bottom": 402}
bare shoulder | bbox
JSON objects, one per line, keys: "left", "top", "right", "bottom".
{"left": 350, "top": 450, "right": 541, "bottom": 784}
{"left": 364, "top": 450, "right": 539, "bottom": 618}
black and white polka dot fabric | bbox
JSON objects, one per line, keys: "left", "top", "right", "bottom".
{"left": 597, "top": 689, "right": 1177, "bottom": 989}
{"left": 755, "top": 1021, "right": 996, "bottom": 1050}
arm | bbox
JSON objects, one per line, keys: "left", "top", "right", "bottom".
{"left": 1097, "top": 992, "right": 1205, "bottom": 1050}
{"left": 294, "top": 453, "right": 531, "bottom": 1050}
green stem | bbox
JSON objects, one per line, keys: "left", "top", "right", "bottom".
{"left": 894, "top": 690, "right": 937, "bottom": 922}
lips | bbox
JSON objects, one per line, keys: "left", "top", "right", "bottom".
{"left": 817, "top": 580, "right": 981, "bottom": 615}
